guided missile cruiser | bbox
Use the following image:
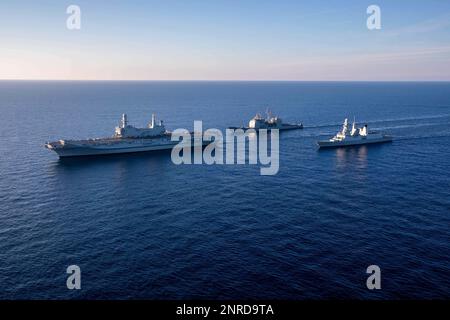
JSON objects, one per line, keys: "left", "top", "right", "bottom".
{"left": 229, "top": 110, "right": 303, "bottom": 131}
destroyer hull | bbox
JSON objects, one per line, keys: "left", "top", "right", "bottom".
{"left": 318, "top": 136, "right": 393, "bottom": 148}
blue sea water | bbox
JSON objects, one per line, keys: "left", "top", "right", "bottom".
{"left": 0, "top": 81, "right": 449, "bottom": 299}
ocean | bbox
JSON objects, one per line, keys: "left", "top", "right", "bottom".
{"left": 0, "top": 81, "right": 449, "bottom": 299}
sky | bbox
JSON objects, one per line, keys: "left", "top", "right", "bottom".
{"left": 1, "top": 0, "right": 450, "bottom": 81}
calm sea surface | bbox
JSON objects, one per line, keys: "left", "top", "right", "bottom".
{"left": 0, "top": 81, "right": 449, "bottom": 299}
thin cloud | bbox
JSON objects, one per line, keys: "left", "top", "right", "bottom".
{"left": 348, "top": 46, "right": 450, "bottom": 63}
{"left": 386, "top": 13, "right": 450, "bottom": 36}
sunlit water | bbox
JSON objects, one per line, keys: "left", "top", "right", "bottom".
{"left": 0, "top": 81, "right": 449, "bottom": 299}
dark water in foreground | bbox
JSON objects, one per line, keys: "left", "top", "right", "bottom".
{"left": 0, "top": 81, "right": 449, "bottom": 299}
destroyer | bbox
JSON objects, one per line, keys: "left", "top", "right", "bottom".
{"left": 45, "top": 114, "right": 205, "bottom": 157}
{"left": 229, "top": 111, "right": 303, "bottom": 131}
{"left": 318, "top": 118, "right": 392, "bottom": 148}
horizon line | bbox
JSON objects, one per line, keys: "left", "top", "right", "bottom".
{"left": 1, "top": 79, "right": 450, "bottom": 83}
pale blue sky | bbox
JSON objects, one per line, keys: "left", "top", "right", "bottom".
{"left": 1, "top": 0, "right": 450, "bottom": 80}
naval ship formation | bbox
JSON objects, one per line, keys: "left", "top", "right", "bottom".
{"left": 45, "top": 111, "right": 305, "bottom": 158}
{"left": 45, "top": 112, "right": 394, "bottom": 158}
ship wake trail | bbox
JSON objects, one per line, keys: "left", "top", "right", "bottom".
{"left": 303, "top": 114, "right": 450, "bottom": 142}
{"left": 394, "top": 134, "right": 450, "bottom": 142}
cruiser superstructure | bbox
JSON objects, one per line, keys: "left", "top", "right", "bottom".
{"left": 229, "top": 111, "right": 303, "bottom": 131}
{"left": 46, "top": 113, "right": 203, "bottom": 157}
{"left": 318, "top": 118, "right": 392, "bottom": 148}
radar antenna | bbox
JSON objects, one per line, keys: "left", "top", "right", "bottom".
{"left": 351, "top": 117, "right": 357, "bottom": 136}
{"left": 266, "top": 107, "right": 273, "bottom": 120}
{"left": 121, "top": 114, "right": 128, "bottom": 128}
{"left": 151, "top": 113, "right": 156, "bottom": 128}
